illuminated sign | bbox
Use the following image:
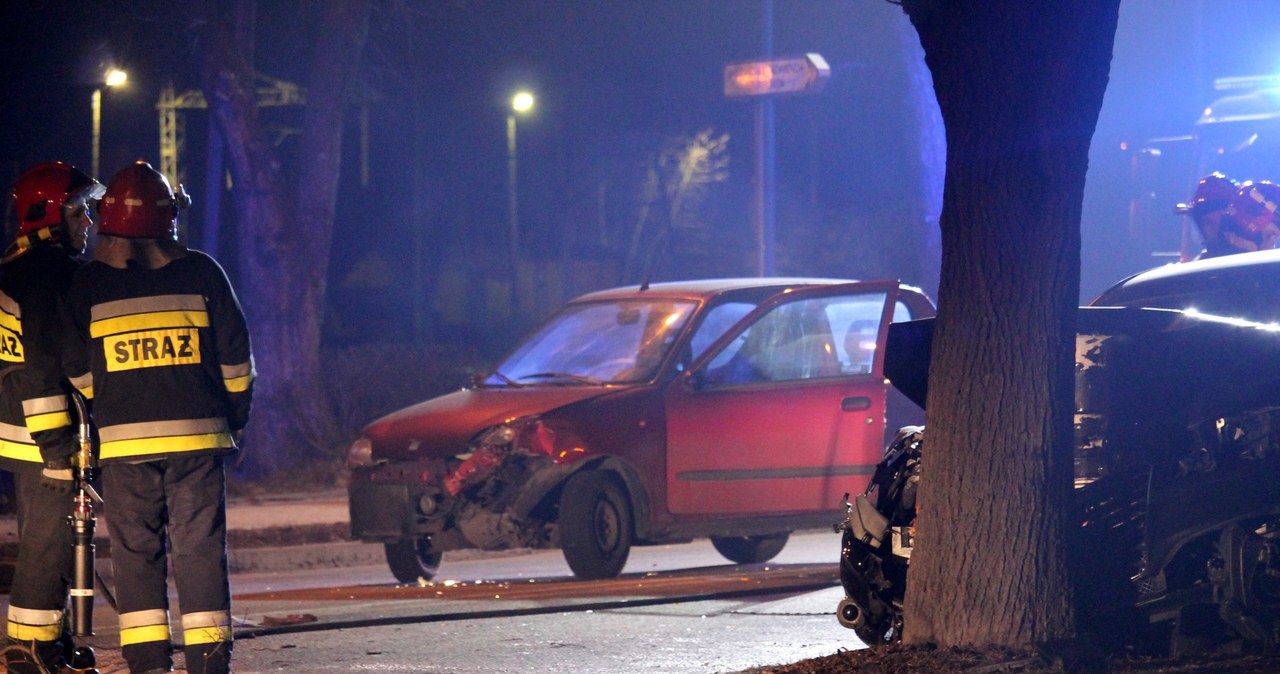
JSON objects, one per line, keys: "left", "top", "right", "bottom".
{"left": 724, "top": 53, "right": 831, "bottom": 97}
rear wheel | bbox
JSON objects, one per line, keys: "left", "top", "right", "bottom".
{"left": 711, "top": 532, "right": 790, "bottom": 564}
{"left": 559, "top": 471, "right": 633, "bottom": 579}
{"left": 384, "top": 538, "right": 443, "bottom": 583}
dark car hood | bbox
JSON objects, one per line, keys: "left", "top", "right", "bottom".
{"left": 364, "top": 386, "right": 615, "bottom": 459}
{"left": 885, "top": 307, "right": 1280, "bottom": 420}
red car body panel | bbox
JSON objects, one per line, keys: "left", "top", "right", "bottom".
{"left": 365, "top": 387, "right": 609, "bottom": 459}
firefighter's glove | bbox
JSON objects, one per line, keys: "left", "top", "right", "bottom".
{"left": 40, "top": 459, "right": 74, "bottom": 495}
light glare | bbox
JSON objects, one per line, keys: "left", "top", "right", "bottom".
{"left": 512, "top": 91, "right": 534, "bottom": 113}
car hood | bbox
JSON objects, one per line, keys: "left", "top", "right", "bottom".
{"left": 363, "top": 386, "right": 614, "bottom": 458}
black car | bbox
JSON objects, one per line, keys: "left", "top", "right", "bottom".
{"left": 836, "top": 249, "right": 1280, "bottom": 656}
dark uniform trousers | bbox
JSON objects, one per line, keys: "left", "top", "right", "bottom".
{"left": 7, "top": 467, "right": 75, "bottom": 670}
{"left": 105, "top": 454, "right": 232, "bottom": 674}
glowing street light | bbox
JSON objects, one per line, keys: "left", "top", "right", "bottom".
{"left": 507, "top": 90, "right": 535, "bottom": 301}
{"left": 92, "top": 68, "right": 128, "bottom": 178}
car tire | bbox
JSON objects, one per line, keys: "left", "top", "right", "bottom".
{"left": 384, "top": 538, "right": 443, "bottom": 584}
{"left": 559, "top": 471, "right": 633, "bottom": 580}
{"left": 710, "top": 532, "right": 790, "bottom": 564}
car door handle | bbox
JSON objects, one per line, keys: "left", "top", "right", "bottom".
{"left": 841, "top": 396, "right": 871, "bottom": 411}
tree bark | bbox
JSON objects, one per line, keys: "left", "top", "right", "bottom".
{"left": 194, "top": 0, "right": 369, "bottom": 475}
{"left": 898, "top": 1, "right": 1119, "bottom": 647}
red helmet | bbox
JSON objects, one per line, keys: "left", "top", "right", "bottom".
{"left": 98, "top": 161, "right": 191, "bottom": 239}
{"left": 10, "top": 161, "right": 104, "bottom": 242}
{"left": 1174, "top": 172, "right": 1238, "bottom": 217}
{"left": 1225, "top": 181, "right": 1280, "bottom": 252}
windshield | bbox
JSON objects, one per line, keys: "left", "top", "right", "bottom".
{"left": 485, "top": 299, "right": 698, "bottom": 385}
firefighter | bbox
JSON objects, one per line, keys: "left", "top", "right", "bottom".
{"left": 2, "top": 161, "right": 103, "bottom": 674}
{"left": 1226, "top": 181, "right": 1280, "bottom": 254}
{"left": 64, "top": 161, "right": 253, "bottom": 674}
{"left": 1175, "top": 172, "right": 1244, "bottom": 259}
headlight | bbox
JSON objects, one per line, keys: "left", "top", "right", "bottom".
{"left": 475, "top": 424, "right": 518, "bottom": 450}
{"left": 346, "top": 436, "right": 374, "bottom": 468}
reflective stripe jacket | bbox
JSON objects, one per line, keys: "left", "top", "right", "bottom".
{"left": 65, "top": 251, "right": 254, "bottom": 464}
{"left": 0, "top": 245, "right": 82, "bottom": 471}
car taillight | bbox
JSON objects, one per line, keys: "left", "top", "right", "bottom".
{"left": 346, "top": 436, "right": 374, "bottom": 468}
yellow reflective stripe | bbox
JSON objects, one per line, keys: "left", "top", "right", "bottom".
{"left": 118, "top": 609, "right": 170, "bottom": 646}
{"left": 100, "top": 433, "right": 234, "bottom": 461}
{"left": 222, "top": 359, "right": 255, "bottom": 393}
{"left": 224, "top": 375, "right": 251, "bottom": 393}
{"left": 7, "top": 606, "right": 63, "bottom": 644}
{"left": 8, "top": 605, "right": 63, "bottom": 641}
{"left": 221, "top": 360, "right": 253, "bottom": 379}
{"left": 90, "top": 310, "right": 209, "bottom": 338}
{"left": 0, "top": 310, "right": 19, "bottom": 335}
{"left": 0, "top": 291, "right": 20, "bottom": 335}
{"left": 25, "top": 411, "right": 71, "bottom": 433}
{"left": 99, "top": 418, "right": 228, "bottom": 443}
{"left": 0, "top": 439, "right": 41, "bottom": 463}
{"left": 184, "top": 624, "right": 233, "bottom": 645}
{"left": 182, "top": 611, "right": 233, "bottom": 645}
{"left": 8, "top": 620, "right": 61, "bottom": 641}
{"left": 68, "top": 372, "right": 93, "bottom": 399}
{"left": 120, "top": 624, "right": 171, "bottom": 646}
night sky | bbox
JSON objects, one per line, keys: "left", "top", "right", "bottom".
{"left": 4, "top": 1, "right": 1280, "bottom": 327}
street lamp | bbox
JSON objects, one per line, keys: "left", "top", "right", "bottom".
{"left": 507, "top": 90, "right": 534, "bottom": 306}
{"left": 91, "top": 68, "right": 128, "bottom": 178}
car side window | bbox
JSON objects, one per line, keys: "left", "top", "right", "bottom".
{"left": 688, "top": 301, "right": 757, "bottom": 365}
{"left": 701, "top": 291, "right": 889, "bottom": 387}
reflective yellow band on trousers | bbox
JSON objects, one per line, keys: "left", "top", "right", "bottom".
{"left": 7, "top": 620, "right": 61, "bottom": 641}
{"left": 182, "top": 610, "right": 233, "bottom": 645}
{"left": 120, "top": 624, "right": 172, "bottom": 646}
{"left": 7, "top": 606, "right": 64, "bottom": 641}
{"left": 119, "top": 609, "right": 170, "bottom": 646}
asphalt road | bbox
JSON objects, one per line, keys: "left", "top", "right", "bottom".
{"left": 29, "top": 529, "right": 865, "bottom": 673}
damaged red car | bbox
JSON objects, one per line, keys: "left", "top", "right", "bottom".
{"left": 347, "top": 277, "right": 935, "bottom": 582}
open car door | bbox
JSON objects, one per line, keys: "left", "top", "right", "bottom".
{"left": 664, "top": 280, "right": 929, "bottom": 516}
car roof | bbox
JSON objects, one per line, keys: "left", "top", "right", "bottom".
{"left": 570, "top": 277, "right": 859, "bottom": 303}
{"left": 1091, "top": 249, "right": 1280, "bottom": 309}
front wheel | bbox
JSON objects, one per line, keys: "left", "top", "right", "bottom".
{"left": 559, "top": 471, "right": 633, "bottom": 580}
{"left": 711, "top": 532, "right": 790, "bottom": 564}
{"left": 384, "top": 538, "right": 443, "bottom": 584}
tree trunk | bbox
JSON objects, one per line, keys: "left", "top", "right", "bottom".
{"left": 898, "top": 0, "right": 1119, "bottom": 647}
{"left": 194, "top": 0, "right": 369, "bottom": 475}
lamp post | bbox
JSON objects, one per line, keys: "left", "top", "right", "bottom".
{"left": 91, "top": 68, "right": 127, "bottom": 178}
{"left": 507, "top": 90, "right": 534, "bottom": 313}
